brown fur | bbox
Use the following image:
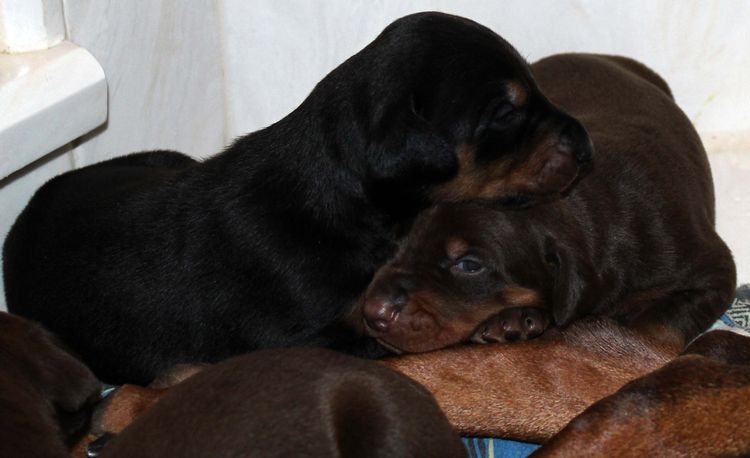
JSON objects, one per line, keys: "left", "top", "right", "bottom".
{"left": 383, "top": 317, "right": 680, "bottom": 442}
{"left": 0, "top": 312, "right": 100, "bottom": 458}
{"left": 534, "top": 330, "right": 750, "bottom": 456}
{"left": 362, "top": 53, "right": 735, "bottom": 354}
{"left": 97, "top": 349, "right": 465, "bottom": 458}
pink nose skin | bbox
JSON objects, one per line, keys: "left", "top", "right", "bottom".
{"left": 363, "top": 293, "right": 405, "bottom": 333}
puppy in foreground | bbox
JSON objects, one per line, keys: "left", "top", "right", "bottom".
{"left": 94, "top": 349, "right": 466, "bottom": 458}
{"left": 362, "top": 53, "right": 735, "bottom": 353}
{"left": 3, "top": 12, "right": 592, "bottom": 384}
{"left": 0, "top": 312, "right": 100, "bottom": 457}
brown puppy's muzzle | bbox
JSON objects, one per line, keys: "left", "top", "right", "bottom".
{"left": 362, "top": 271, "right": 446, "bottom": 353}
{"left": 362, "top": 277, "right": 408, "bottom": 334}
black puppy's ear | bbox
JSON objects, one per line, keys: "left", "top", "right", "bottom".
{"left": 545, "top": 236, "right": 598, "bottom": 327}
{"left": 366, "top": 94, "right": 456, "bottom": 186}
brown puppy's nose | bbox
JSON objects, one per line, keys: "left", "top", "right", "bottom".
{"left": 363, "top": 286, "right": 407, "bottom": 333}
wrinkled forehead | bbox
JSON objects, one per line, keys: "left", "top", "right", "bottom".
{"left": 396, "top": 204, "right": 500, "bottom": 260}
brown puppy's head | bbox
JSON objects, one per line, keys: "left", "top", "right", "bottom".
{"left": 314, "top": 13, "right": 593, "bottom": 213}
{"left": 361, "top": 203, "right": 557, "bottom": 354}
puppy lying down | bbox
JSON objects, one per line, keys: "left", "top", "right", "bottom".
{"left": 4, "top": 12, "right": 592, "bottom": 385}
{"left": 359, "top": 52, "right": 734, "bottom": 354}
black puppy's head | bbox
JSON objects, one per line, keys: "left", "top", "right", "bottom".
{"left": 359, "top": 203, "right": 555, "bottom": 353}
{"left": 315, "top": 13, "right": 593, "bottom": 213}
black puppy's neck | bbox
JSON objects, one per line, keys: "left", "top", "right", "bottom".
{"left": 205, "top": 110, "right": 386, "bottom": 226}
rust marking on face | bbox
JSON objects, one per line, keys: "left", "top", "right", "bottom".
{"left": 445, "top": 237, "right": 469, "bottom": 260}
{"left": 501, "top": 286, "right": 543, "bottom": 309}
{"left": 506, "top": 80, "right": 528, "bottom": 107}
{"left": 432, "top": 145, "right": 514, "bottom": 202}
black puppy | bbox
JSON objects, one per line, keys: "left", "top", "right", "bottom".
{"left": 3, "top": 13, "right": 591, "bottom": 384}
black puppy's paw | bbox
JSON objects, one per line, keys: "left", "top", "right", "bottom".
{"left": 471, "top": 307, "right": 550, "bottom": 344}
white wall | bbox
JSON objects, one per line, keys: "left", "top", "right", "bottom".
{"left": 1, "top": 1, "right": 749, "bottom": 311}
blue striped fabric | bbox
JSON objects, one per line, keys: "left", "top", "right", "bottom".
{"left": 463, "top": 437, "right": 540, "bottom": 458}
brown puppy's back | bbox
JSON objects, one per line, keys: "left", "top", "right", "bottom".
{"left": 531, "top": 54, "right": 734, "bottom": 340}
{"left": 384, "top": 317, "right": 680, "bottom": 442}
{"left": 533, "top": 53, "right": 714, "bottom": 223}
{"left": 100, "top": 348, "right": 466, "bottom": 458}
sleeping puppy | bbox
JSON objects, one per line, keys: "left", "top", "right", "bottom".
{"left": 0, "top": 312, "right": 100, "bottom": 457}
{"left": 3, "top": 12, "right": 592, "bottom": 384}
{"left": 95, "top": 349, "right": 466, "bottom": 458}
{"left": 361, "top": 53, "right": 735, "bottom": 353}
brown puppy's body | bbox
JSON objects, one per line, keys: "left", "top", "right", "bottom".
{"left": 534, "top": 329, "right": 750, "bottom": 457}
{"left": 0, "top": 312, "right": 100, "bottom": 457}
{"left": 98, "top": 348, "right": 466, "bottom": 458}
{"left": 362, "top": 54, "right": 735, "bottom": 353}
{"left": 384, "top": 318, "right": 680, "bottom": 441}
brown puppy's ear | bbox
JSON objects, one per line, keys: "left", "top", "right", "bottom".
{"left": 545, "top": 236, "right": 598, "bottom": 326}
{"left": 366, "top": 94, "right": 456, "bottom": 187}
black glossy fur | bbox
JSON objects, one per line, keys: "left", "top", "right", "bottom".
{"left": 3, "top": 13, "right": 591, "bottom": 384}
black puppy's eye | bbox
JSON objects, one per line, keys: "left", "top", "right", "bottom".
{"left": 451, "top": 258, "right": 484, "bottom": 274}
{"left": 490, "top": 102, "right": 516, "bottom": 128}
{"left": 475, "top": 99, "right": 520, "bottom": 139}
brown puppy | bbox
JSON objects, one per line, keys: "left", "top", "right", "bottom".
{"left": 534, "top": 329, "right": 750, "bottom": 457}
{"left": 97, "top": 348, "right": 466, "bottom": 458}
{"left": 361, "top": 53, "right": 735, "bottom": 353}
{"left": 0, "top": 312, "right": 100, "bottom": 457}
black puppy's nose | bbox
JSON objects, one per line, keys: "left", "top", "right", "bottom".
{"left": 558, "top": 120, "right": 593, "bottom": 165}
{"left": 363, "top": 285, "right": 407, "bottom": 333}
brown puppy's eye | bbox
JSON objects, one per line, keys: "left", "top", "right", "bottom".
{"left": 451, "top": 257, "right": 484, "bottom": 274}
